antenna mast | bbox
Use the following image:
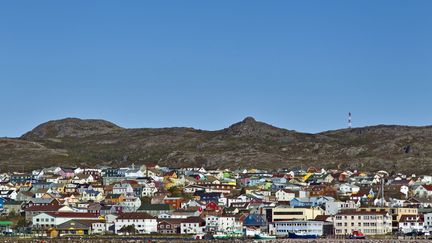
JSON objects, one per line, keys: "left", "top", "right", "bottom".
{"left": 348, "top": 112, "right": 352, "bottom": 128}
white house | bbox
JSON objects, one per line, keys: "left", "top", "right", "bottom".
{"left": 180, "top": 217, "right": 205, "bottom": 234}
{"left": 398, "top": 215, "right": 425, "bottom": 234}
{"left": 424, "top": 213, "right": 432, "bottom": 231}
{"left": 414, "top": 185, "right": 432, "bottom": 198}
{"left": 113, "top": 183, "right": 134, "bottom": 195}
{"left": 338, "top": 184, "right": 360, "bottom": 196}
{"left": 325, "top": 200, "right": 359, "bottom": 215}
{"left": 72, "top": 174, "right": 94, "bottom": 184}
{"left": 114, "top": 212, "right": 157, "bottom": 234}
{"left": 80, "top": 189, "right": 104, "bottom": 202}
{"left": 119, "top": 196, "right": 142, "bottom": 212}
{"left": 32, "top": 212, "right": 101, "bottom": 228}
{"left": 217, "top": 215, "right": 236, "bottom": 232}
{"left": 141, "top": 183, "right": 158, "bottom": 197}
{"left": 275, "top": 189, "right": 296, "bottom": 202}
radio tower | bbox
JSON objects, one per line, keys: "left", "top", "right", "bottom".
{"left": 348, "top": 112, "right": 352, "bottom": 128}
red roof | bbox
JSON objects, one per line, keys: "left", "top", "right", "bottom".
{"left": 46, "top": 212, "right": 100, "bottom": 218}
{"left": 24, "top": 205, "right": 62, "bottom": 212}
{"left": 422, "top": 185, "right": 432, "bottom": 191}
{"left": 399, "top": 215, "right": 423, "bottom": 223}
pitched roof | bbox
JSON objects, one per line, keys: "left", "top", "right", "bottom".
{"left": 117, "top": 212, "right": 155, "bottom": 220}
{"left": 56, "top": 219, "right": 104, "bottom": 230}
{"left": 138, "top": 204, "right": 171, "bottom": 211}
{"left": 45, "top": 212, "right": 100, "bottom": 218}
{"left": 24, "top": 205, "right": 62, "bottom": 212}
{"left": 181, "top": 216, "right": 205, "bottom": 223}
{"left": 422, "top": 185, "right": 432, "bottom": 191}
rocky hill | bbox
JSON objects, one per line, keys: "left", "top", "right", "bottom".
{"left": 1, "top": 117, "right": 432, "bottom": 174}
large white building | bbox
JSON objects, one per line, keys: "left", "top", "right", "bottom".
{"left": 269, "top": 220, "right": 328, "bottom": 237}
{"left": 332, "top": 210, "right": 392, "bottom": 235}
{"left": 32, "top": 212, "right": 101, "bottom": 229}
{"left": 114, "top": 212, "right": 157, "bottom": 234}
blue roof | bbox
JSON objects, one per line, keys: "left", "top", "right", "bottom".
{"left": 243, "top": 214, "right": 267, "bottom": 227}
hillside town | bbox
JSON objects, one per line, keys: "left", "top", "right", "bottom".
{"left": 0, "top": 164, "right": 432, "bottom": 240}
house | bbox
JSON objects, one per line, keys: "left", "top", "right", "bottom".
{"left": 180, "top": 216, "right": 205, "bottom": 234}
{"left": 80, "top": 189, "right": 104, "bottom": 202}
{"left": 308, "top": 184, "right": 338, "bottom": 197}
{"left": 10, "top": 174, "right": 32, "bottom": 185}
{"left": 157, "top": 218, "right": 182, "bottom": 234}
{"left": 275, "top": 189, "right": 296, "bottom": 202}
{"left": 204, "top": 201, "right": 220, "bottom": 212}
{"left": 24, "top": 204, "right": 66, "bottom": 221}
{"left": 57, "top": 168, "right": 75, "bottom": 178}
{"left": 243, "top": 214, "right": 267, "bottom": 236}
{"left": 164, "top": 197, "right": 184, "bottom": 210}
{"left": 0, "top": 190, "right": 18, "bottom": 200}
{"left": 194, "top": 191, "right": 222, "bottom": 203}
{"left": 32, "top": 212, "right": 100, "bottom": 229}
{"left": 112, "top": 183, "right": 134, "bottom": 196}
{"left": 424, "top": 212, "right": 432, "bottom": 231}
{"left": 3, "top": 200, "right": 24, "bottom": 215}
{"left": 398, "top": 215, "right": 424, "bottom": 234}
{"left": 27, "top": 198, "right": 60, "bottom": 207}
{"left": 118, "top": 196, "right": 142, "bottom": 212}
{"left": 105, "top": 194, "right": 125, "bottom": 205}
{"left": 72, "top": 174, "right": 94, "bottom": 184}
{"left": 217, "top": 215, "right": 237, "bottom": 232}
{"left": 125, "top": 169, "right": 145, "bottom": 178}
{"left": 114, "top": 212, "right": 157, "bottom": 234}
{"left": 137, "top": 204, "right": 172, "bottom": 217}
{"left": 414, "top": 185, "right": 432, "bottom": 198}
{"left": 337, "top": 184, "right": 360, "bottom": 196}
{"left": 141, "top": 183, "right": 158, "bottom": 197}
{"left": 325, "top": 200, "right": 359, "bottom": 215}
{"left": 0, "top": 198, "right": 4, "bottom": 212}
{"left": 404, "top": 197, "right": 432, "bottom": 208}
{"left": 54, "top": 219, "right": 106, "bottom": 236}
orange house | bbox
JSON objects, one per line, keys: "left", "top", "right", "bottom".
{"left": 163, "top": 197, "right": 183, "bottom": 210}
{"left": 105, "top": 193, "right": 125, "bottom": 204}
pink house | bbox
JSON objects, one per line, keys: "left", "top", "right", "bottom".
{"left": 58, "top": 168, "right": 75, "bottom": 178}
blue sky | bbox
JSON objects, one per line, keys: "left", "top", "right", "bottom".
{"left": 1, "top": 1, "right": 431, "bottom": 137}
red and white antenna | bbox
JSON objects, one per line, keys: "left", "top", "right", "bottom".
{"left": 348, "top": 112, "right": 352, "bottom": 128}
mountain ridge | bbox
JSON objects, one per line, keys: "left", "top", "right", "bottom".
{"left": 1, "top": 117, "right": 431, "bottom": 174}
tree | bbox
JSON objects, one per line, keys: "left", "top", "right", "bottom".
{"left": 119, "top": 225, "right": 137, "bottom": 235}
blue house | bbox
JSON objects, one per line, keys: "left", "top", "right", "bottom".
{"left": 247, "top": 177, "right": 266, "bottom": 187}
{"left": 290, "top": 196, "right": 335, "bottom": 207}
{"left": 289, "top": 197, "right": 316, "bottom": 207}
{"left": 271, "top": 177, "right": 287, "bottom": 184}
{"left": 0, "top": 198, "right": 5, "bottom": 211}
{"left": 243, "top": 214, "right": 267, "bottom": 227}
{"left": 194, "top": 191, "right": 222, "bottom": 203}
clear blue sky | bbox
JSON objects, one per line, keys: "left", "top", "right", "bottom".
{"left": 1, "top": 1, "right": 431, "bottom": 137}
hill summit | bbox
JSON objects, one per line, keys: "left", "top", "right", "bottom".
{"left": 0, "top": 117, "right": 430, "bottom": 174}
